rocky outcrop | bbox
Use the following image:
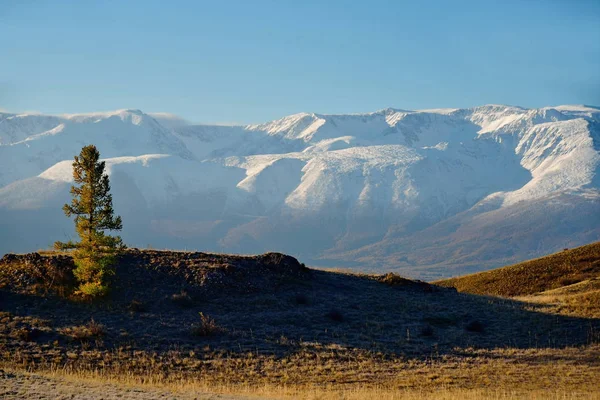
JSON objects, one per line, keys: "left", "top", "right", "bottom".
{"left": 0, "top": 252, "right": 75, "bottom": 294}
{"left": 119, "top": 249, "right": 310, "bottom": 294}
{"left": 376, "top": 272, "right": 456, "bottom": 293}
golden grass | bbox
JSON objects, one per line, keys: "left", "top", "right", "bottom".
{"left": 3, "top": 247, "right": 600, "bottom": 399}
{"left": 4, "top": 346, "right": 599, "bottom": 400}
{"left": 6, "top": 373, "right": 598, "bottom": 400}
{"left": 518, "top": 286, "right": 600, "bottom": 318}
{"left": 3, "top": 345, "right": 599, "bottom": 398}
{"left": 435, "top": 242, "right": 600, "bottom": 297}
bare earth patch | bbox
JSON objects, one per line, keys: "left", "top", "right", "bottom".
{"left": 0, "top": 368, "right": 248, "bottom": 399}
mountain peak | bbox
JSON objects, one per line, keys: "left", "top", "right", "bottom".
{"left": 1, "top": 104, "right": 598, "bottom": 278}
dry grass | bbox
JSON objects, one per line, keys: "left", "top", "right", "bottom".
{"left": 2, "top": 247, "right": 600, "bottom": 399}
{"left": 563, "top": 290, "right": 600, "bottom": 317}
{"left": 2, "top": 345, "right": 599, "bottom": 399}
{"left": 60, "top": 319, "right": 106, "bottom": 341}
{"left": 3, "top": 370, "right": 599, "bottom": 400}
{"left": 190, "top": 312, "right": 224, "bottom": 337}
{"left": 541, "top": 277, "right": 600, "bottom": 296}
{"left": 435, "top": 242, "right": 600, "bottom": 297}
{"left": 518, "top": 286, "right": 600, "bottom": 318}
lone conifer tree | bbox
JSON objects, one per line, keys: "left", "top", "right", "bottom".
{"left": 55, "top": 145, "right": 124, "bottom": 297}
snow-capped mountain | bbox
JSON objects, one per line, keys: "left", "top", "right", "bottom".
{"left": 1, "top": 105, "right": 598, "bottom": 279}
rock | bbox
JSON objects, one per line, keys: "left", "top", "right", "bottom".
{"left": 0, "top": 252, "right": 76, "bottom": 293}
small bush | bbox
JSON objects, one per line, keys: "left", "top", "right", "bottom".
{"left": 326, "top": 309, "right": 344, "bottom": 322}
{"left": 87, "top": 319, "right": 105, "bottom": 336}
{"left": 190, "top": 312, "right": 223, "bottom": 337}
{"left": 171, "top": 290, "right": 193, "bottom": 308}
{"left": 62, "top": 319, "right": 106, "bottom": 341}
{"left": 465, "top": 320, "right": 485, "bottom": 333}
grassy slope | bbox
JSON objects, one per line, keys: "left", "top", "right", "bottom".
{"left": 1, "top": 248, "right": 600, "bottom": 398}
{"left": 435, "top": 242, "right": 600, "bottom": 297}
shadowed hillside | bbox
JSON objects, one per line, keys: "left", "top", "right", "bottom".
{"left": 1, "top": 248, "right": 599, "bottom": 398}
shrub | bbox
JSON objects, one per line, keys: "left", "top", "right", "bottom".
{"left": 87, "top": 319, "right": 106, "bottom": 337}
{"left": 62, "top": 319, "right": 106, "bottom": 341}
{"left": 190, "top": 312, "right": 223, "bottom": 337}
{"left": 171, "top": 290, "right": 193, "bottom": 308}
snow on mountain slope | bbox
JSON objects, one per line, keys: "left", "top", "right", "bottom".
{"left": 0, "top": 112, "right": 63, "bottom": 145}
{"left": 0, "top": 109, "right": 193, "bottom": 187}
{"left": 147, "top": 113, "right": 190, "bottom": 129}
{"left": 503, "top": 118, "right": 599, "bottom": 204}
{"left": 1, "top": 104, "right": 598, "bottom": 279}
{"left": 3, "top": 154, "right": 244, "bottom": 211}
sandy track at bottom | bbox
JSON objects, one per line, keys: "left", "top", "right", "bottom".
{"left": 0, "top": 369, "right": 253, "bottom": 400}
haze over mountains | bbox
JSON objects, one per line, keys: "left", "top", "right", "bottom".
{"left": 1, "top": 105, "right": 598, "bottom": 279}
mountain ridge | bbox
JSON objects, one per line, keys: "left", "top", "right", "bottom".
{"left": 1, "top": 104, "right": 598, "bottom": 279}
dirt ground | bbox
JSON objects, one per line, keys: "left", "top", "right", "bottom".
{"left": 1, "top": 250, "right": 599, "bottom": 399}
{"left": 0, "top": 369, "right": 250, "bottom": 400}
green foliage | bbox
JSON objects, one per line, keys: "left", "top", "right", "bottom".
{"left": 78, "top": 281, "right": 111, "bottom": 297}
{"left": 55, "top": 145, "right": 125, "bottom": 297}
{"left": 72, "top": 253, "right": 116, "bottom": 285}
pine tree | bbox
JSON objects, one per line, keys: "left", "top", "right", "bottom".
{"left": 55, "top": 145, "right": 124, "bottom": 297}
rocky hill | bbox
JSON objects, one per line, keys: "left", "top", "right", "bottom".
{"left": 2, "top": 248, "right": 595, "bottom": 351}
{"left": 0, "top": 249, "right": 598, "bottom": 393}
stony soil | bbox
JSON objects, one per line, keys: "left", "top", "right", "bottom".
{"left": 0, "top": 250, "right": 599, "bottom": 397}
{"left": 0, "top": 369, "right": 248, "bottom": 400}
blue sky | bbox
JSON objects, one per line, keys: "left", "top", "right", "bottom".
{"left": 2, "top": 0, "right": 599, "bottom": 124}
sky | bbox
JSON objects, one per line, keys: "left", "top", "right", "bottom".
{"left": 1, "top": 0, "right": 599, "bottom": 124}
